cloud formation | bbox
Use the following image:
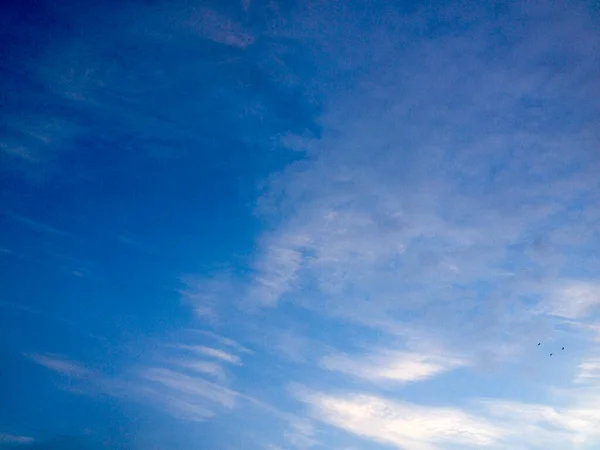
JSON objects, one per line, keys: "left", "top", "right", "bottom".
{"left": 542, "top": 281, "right": 600, "bottom": 320}
{"left": 295, "top": 388, "right": 502, "bottom": 450}
{"left": 25, "top": 331, "right": 249, "bottom": 423}
{"left": 175, "top": 345, "right": 242, "bottom": 365}
{"left": 321, "top": 350, "right": 467, "bottom": 384}
{"left": 162, "top": 2, "right": 600, "bottom": 448}
{"left": 27, "top": 353, "right": 89, "bottom": 378}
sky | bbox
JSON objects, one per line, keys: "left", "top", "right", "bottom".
{"left": 1, "top": 0, "right": 600, "bottom": 448}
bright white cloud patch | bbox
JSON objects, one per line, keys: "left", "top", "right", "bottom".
{"left": 296, "top": 389, "right": 503, "bottom": 450}
{"left": 321, "top": 350, "right": 467, "bottom": 383}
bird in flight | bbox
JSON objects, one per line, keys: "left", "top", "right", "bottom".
{"left": 538, "top": 343, "right": 541, "bottom": 346}
{"left": 550, "top": 353, "right": 553, "bottom": 356}
{"left": 562, "top": 347, "right": 565, "bottom": 350}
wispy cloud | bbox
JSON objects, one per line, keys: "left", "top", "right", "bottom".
{"left": 0, "top": 300, "right": 44, "bottom": 316}
{"left": 575, "top": 357, "right": 600, "bottom": 384}
{"left": 136, "top": 385, "right": 216, "bottom": 423}
{"left": 542, "top": 281, "right": 600, "bottom": 320}
{"left": 0, "top": 144, "right": 37, "bottom": 162}
{"left": 27, "top": 353, "right": 89, "bottom": 377}
{"left": 0, "top": 434, "right": 34, "bottom": 445}
{"left": 22, "top": 331, "right": 251, "bottom": 424}
{"left": 283, "top": 419, "right": 319, "bottom": 449}
{"left": 214, "top": 1, "right": 599, "bottom": 447}
{"left": 4, "top": 213, "right": 71, "bottom": 237}
{"left": 142, "top": 368, "right": 237, "bottom": 409}
{"left": 189, "top": 329, "right": 253, "bottom": 354}
{"left": 0, "top": 118, "right": 82, "bottom": 171}
{"left": 321, "top": 349, "right": 467, "bottom": 384}
{"left": 175, "top": 360, "right": 227, "bottom": 381}
{"left": 228, "top": 2, "right": 600, "bottom": 373}
{"left": 295, "top": 388, "right": 503, "bottom": 450}
{"left": 247, "top": 238, "right": 307, "bottom": 307}
{"left": 175, "top": 345, "right": 242, "bottom": 365}
{"left": 179, "top": 276, "right": 239, "bottom": 324}
{"left": 180, "top": 7, "right": 255, "bottom": 48}
{"left": 477, "top": 393, "right": 600, "bottom": 448}
{"left": 296, "top": 383, "right": 600, "bottom": 449}
{"left": 1, "top": 0, "right": 308, "bottom": 182}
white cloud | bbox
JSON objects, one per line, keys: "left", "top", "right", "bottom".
{"left": 135, "top": 384, "right": 216, "bottom": 422}
{"left": 543, "top": 281, "right": 600, "bottom": 320}
{"left": 162, "top": 2, "right": 599, "bottom": 448}
{"left": 284, "top": 419, "right": 319, "bottom": 449}
{"left": 248, "top": 238, "right": 307, "bottom": 307}
{"left": 176, "top": 345, "right": 242, "bottom": 365}
{"left": 142, "top": 368, "right": 238, "bottom": 409}
{"left": 27, "top": 353, "right": 89, "bottom": 377}
{"left": 295, "top": 389, "right": 503, "bottom": 450}
{"left": 478, "top": 395, "right": 600, "bottom": 448}
{"left": 176, "top": 359, "right": 226, "bottom": 380}
{"left": 190, "top": 329, "right": 253, "bottom": 354}
{"left": 23, "top": 336, "right": 245, "bottom": 424}
{"left": 575, "top": 357, "right": 600, "bottom": 384}
{"left": 268, "top": 329, "right": 329, "bottom": 364}
{"left": 294, "top": 386, "right": 600, "bottom": 449}
{"left": 321, "top": 349, "right": 467, "bottom": 384}
{"left": 228, "top": 8, "right": 600, "bottom": 402}
{"left": 179, "top": 276, "right": 237, "bottom": 324}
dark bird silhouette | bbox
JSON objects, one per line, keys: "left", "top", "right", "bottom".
{"left": 562, "top": 347, "right": 564, "bottom": 350}
{"left": 550, "top": 353, "right": 553, "bottom": 356}
{"left": 538, "top": 343, "right": 541, "bottom": 346}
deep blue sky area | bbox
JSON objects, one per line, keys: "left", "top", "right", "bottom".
{"left": 1, "top": 0, "right": 600, "bottom": 449}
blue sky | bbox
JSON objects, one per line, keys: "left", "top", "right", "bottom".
{"left": 1, "top": 0, "right": 600, "bottom": 448}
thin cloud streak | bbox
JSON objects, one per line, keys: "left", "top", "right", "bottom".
{"left": 4, "top": 213, "right": 71, "bottom": 237}
{"left": 21, "top": 332, "right": 249, "bottom": 424}
{"left": 321, "top": 350, "right": 468, "bottom": 384}
{"left": 27, "top": 353, "right": 90, "bottom": 377}
{"left": 0, "top": 434, "right": 34, "bottom": 445}
{"left": 175, "top": 360, "right": 227, "bottom": 381}
{"left": 575, "top": 357, "right": 600, "bottom": 385}
{"left": 542, "top": 281, "right": 600, "bottom": 320}
{"left": 175, "top": 345, "right": 242, "bottom": 365}
{"left": 142, "top": 368, "right": 237, "bottom": 409}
